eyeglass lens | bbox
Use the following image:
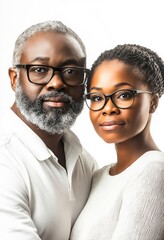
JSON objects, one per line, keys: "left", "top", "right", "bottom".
{"left": 28, "top": 65, "right": 87, "bottom": 86}
{"left": 85, "top": 90, "right": 134, "bottom": 110}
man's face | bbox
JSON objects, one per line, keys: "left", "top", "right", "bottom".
{"left": 12, "top": 31, "right": 86, "bottom": 134}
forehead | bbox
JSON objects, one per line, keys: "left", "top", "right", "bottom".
{"left": 90, "top": 60, "right": 145, "bottom": 90}
{"left": 93, "top": 60, "right": 133, "bottom": 79}
{"left": 20, "top": 31, "right": 85, "bottom": 65}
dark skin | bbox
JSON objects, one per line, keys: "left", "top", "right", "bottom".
{"left": 89, "top": 60, "right": 159, "bottom": 175}
{"left": 8, "top": 31, "right": 86, "bottom": 169}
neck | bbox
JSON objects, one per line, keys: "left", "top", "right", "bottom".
{"left": 110, "top": 131, "right": 160, "bottom": 176}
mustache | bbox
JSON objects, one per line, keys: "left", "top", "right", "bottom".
{"left": 37, "top": 91, "right": 73, "bottom": 102}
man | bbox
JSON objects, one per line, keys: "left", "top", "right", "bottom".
{"left": 0, "top": 21, "right": 97, "bottom": 240}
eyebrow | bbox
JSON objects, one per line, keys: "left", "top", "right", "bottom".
{"left": 90, "top": 82, "right": 134, "bottom": 91}
{"left": 60, "top": 59, "right": 83, "bottom": 66}
{"left": 30, "top": 57, "right": 50, "bottom": 63}
{"left": 29, "top": 57, "right": 84, "bottom": 67}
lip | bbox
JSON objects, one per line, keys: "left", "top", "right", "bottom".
{"left": 100, "top": 120, "right": 125, "bottom": 131}
{"left": 43, "top": 97, "right": 69, "bottom": 108}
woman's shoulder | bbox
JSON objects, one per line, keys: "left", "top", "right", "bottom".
{"left": 137, "top": 150, "right": 164, "bottom": 170}
{"left": 126, "top": 151, "right": 164, "bottom": 190}
{"left": 143, "top": 150, "right": 164, "bottom": 160}
{"left": 124, "top": 150, "right": 164, "bottom": 175}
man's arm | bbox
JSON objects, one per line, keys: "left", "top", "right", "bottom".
{"left": 0, "top": 160, "right": 41, "bottom": 240}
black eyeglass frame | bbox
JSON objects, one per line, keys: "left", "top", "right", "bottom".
{"left": 83, "top": 89, "right": 152, "bottom": 111}
{"left": 15, "top": 64, "right": 90, "bottom": 87}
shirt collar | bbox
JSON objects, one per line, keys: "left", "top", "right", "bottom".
{"left": 63, "top": 130, "right": 83, "bottom": 180}
{"left": 2, "top": 108, "right": 83, "bottom": 164}
{"left": 2, "top": 108, "right": 51, "bottom": 161}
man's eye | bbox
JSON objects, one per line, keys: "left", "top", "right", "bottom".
{"left": 30, "top": 66, "right": 49, "bottom": 74}
{"left": 63, "top": 68, "right": 76, "bottom": 76}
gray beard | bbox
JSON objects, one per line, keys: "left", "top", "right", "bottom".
{"left": 15, "top": 83, "right": 84, "bottom": 134}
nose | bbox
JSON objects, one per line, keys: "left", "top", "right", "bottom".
{"left": 102, "top": 98, "right": 120, "bottom": 115}
{"left": 46, "top": 73, "right": 66, "bottom": 91}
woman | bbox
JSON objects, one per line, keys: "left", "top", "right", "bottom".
{"left": 70, "top": 44, "right": 164, "bottom": 239}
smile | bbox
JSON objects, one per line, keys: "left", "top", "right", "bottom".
{"left": 100, "top": 121, "right": 125, "bottom": 131}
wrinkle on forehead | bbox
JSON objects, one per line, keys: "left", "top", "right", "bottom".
{"left": 20, "top": 31, "right": 85, "bottom": 65}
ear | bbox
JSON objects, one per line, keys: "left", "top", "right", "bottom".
{"left": 8, "top": 67, "right": 18, "bottom": 91}
{"left": 149, "top": 94, "right": 159, "bottom": 113}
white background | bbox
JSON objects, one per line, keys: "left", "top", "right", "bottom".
{"left": 0, "top": 0, "right": 164, "bottom": 167}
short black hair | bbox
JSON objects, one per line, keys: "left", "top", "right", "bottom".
{"left": 87, "top": 44, "right": 164, "bottom": 97}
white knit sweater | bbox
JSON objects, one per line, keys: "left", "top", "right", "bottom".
{"left": 70, "top": 151, "right": 164, "bottom": 240}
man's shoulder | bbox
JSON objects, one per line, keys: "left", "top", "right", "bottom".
{"left": 0, "top": 108, "right": 15, "bottom": 147}
{"left": 0, "top": 107, "right": 20, "bottom": 132}
{"left": 0, "top": 130, "right": 13, "bottom": 148}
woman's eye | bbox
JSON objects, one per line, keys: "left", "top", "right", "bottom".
{"left": 117, "top": 91, "right": 133, "bottom": 100}
{"left": 90, "top": 95, "right": 103, "bottom": 102}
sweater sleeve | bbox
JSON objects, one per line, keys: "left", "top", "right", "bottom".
{"left": 111, "top": 161, "right": 164, "bottom": 240}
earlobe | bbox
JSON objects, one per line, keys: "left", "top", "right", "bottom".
{"left": 8, "top": 67, "right": 18, "bottom": 91}
{"left": 150, "top": 94, "right": 159, "bottom": 113}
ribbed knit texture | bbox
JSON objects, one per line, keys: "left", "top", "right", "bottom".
{"left": 70, "top": 151, "right": 164, "bottom": 240}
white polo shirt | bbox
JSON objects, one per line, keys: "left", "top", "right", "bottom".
{"left": 0, "top": 108, "right": 97, "bottom": 240}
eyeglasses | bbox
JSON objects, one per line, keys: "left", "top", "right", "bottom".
{"left": 15, "top": 64, "right": 90, "bottom": 87}
{"left": 83, "top": 89, "right": 152, "bottom": 111}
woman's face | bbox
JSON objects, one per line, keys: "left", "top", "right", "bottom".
{"left": 89, "top": 59, "right": 154, "bottom": 144}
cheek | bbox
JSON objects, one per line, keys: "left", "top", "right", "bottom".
{"left": 19, "top": 80, "right": 43, "bottom": 101}
{"left": 119, "top": 104, "right": 151, "bottom": 142}
{"left": 67, "top": 86, "right": 84, "bottom": 101}
{"left": 89, "top": 103, "right": 151, "bottom": 144}
{"left": 129, "top": 107, "right": 150, "bottom": 131}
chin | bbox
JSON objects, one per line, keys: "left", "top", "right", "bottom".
{"left": 98, "top": 133, "right": 126, "bottom": 144}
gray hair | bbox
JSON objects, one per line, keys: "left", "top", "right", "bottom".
{"left": 12, "top": 20, "right": 86, "bottom": 66}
